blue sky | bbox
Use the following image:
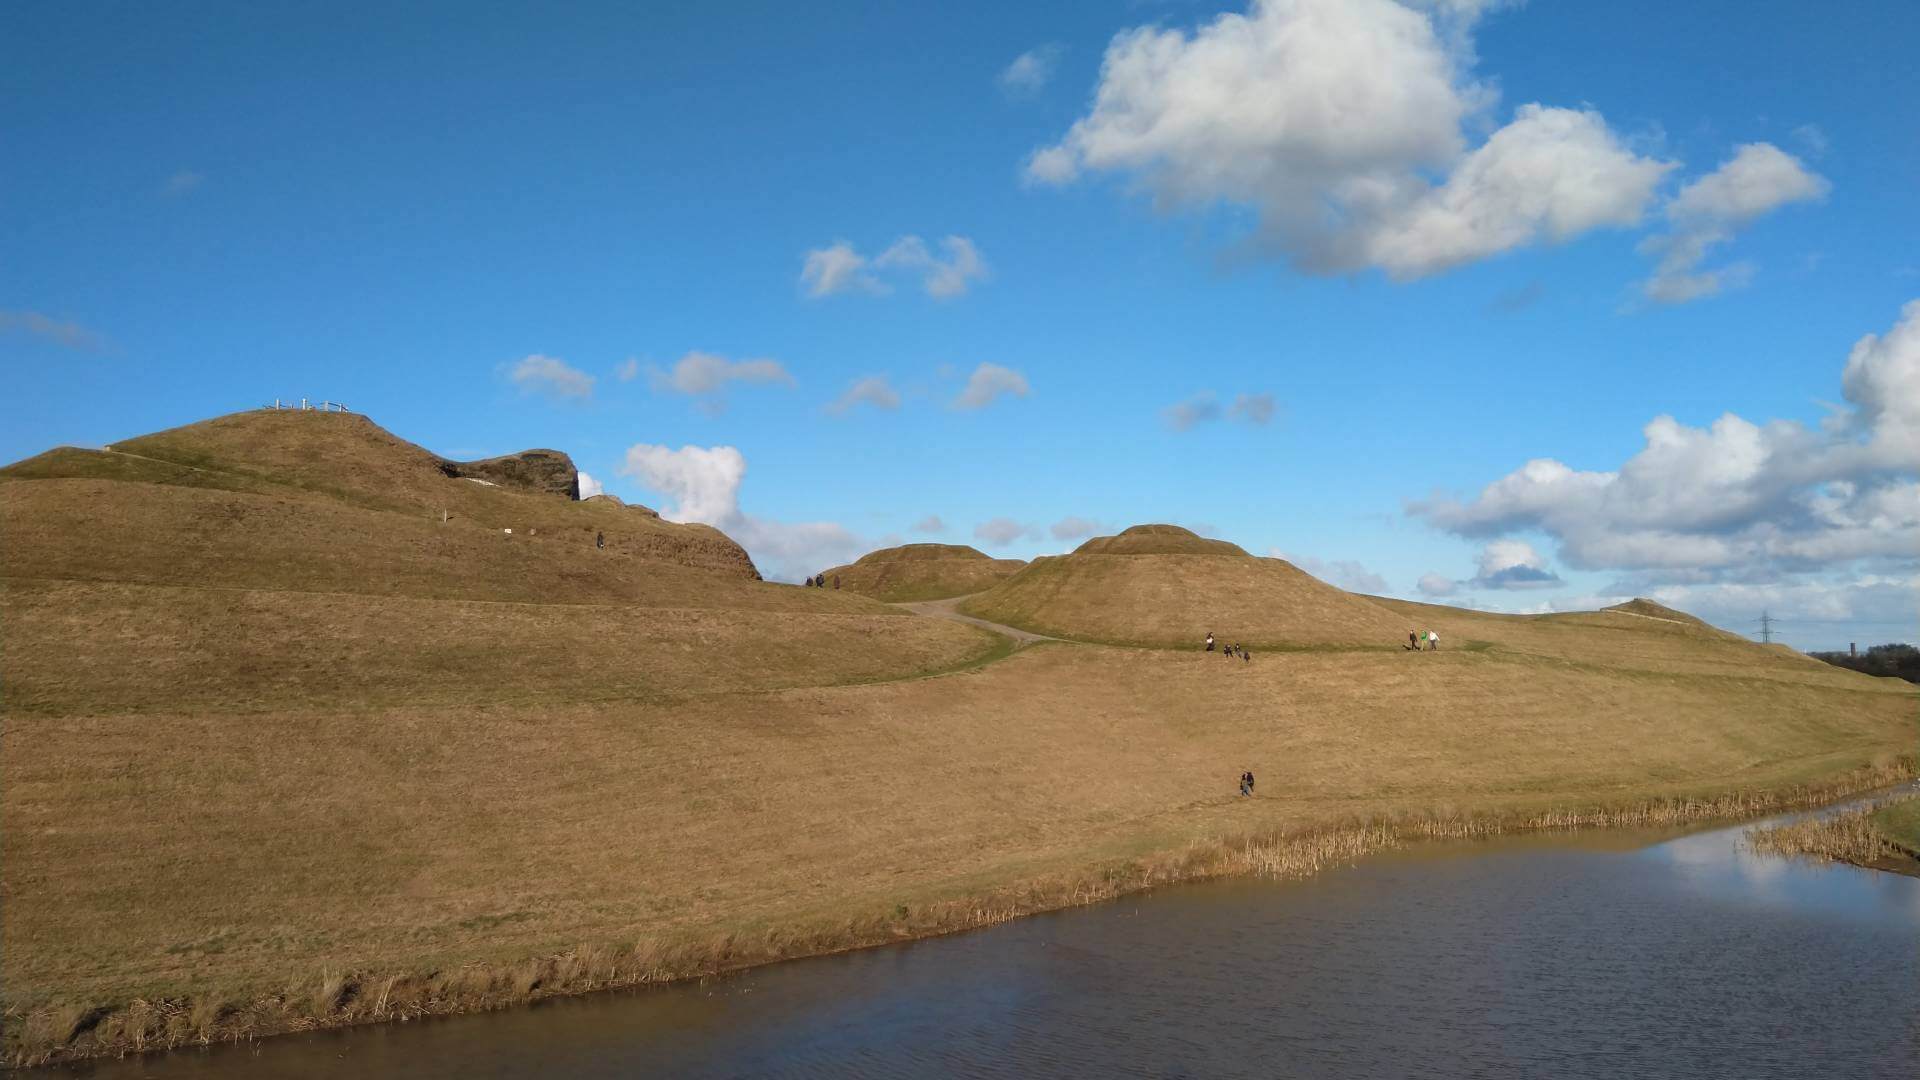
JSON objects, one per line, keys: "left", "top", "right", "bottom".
{"left": 4, "top": 0, "right": 1916, "bottom": 649}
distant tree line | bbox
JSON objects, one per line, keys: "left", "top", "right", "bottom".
{"left": 1808, "top": 643, "right": 1920, "bottom": 684}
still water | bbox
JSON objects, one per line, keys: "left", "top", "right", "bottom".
{"left": 75, "top": 794, "right": 1920, "bottom": 1079}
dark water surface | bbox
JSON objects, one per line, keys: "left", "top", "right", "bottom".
{"left": 74, "top": 794, "right": 1920, "bottom": 1079}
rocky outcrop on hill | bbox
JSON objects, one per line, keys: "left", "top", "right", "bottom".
{"left": 583, "top": 493, "right": 660, "bottom": 517}
{"left": 440, "top": 449, "right": 579, "bottom": 500}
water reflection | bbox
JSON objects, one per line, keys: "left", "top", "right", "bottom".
{"left": 70, "top": 791, "right": 1920, "bottom": 1079}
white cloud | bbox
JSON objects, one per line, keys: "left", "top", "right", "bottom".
{"left": 1639, "top": 142, "right": 1829, "bottom": 304}
{"left": 1790, "top": 123, "right": 1829, "bottom": 158}
{"left": 953, "top": 362, "right": 1030, "bottom": 410}
{"left": 975, "top": 517, "right": 1037, "bottom": 546}
{"left": 999, "top": 45, "right": 1063, "bottom": 97}
{"left": 1028, "top": 0, "right": 1670, "bottom": 279}
{"left": 1163, "top": 393, "right": 1221, "bottom": 431}
{"left": 802, "top": 235, "right": 989, "bottom": 299}
{"left": 577, "top": 471, "right": 604, "bottom": 499}
{"left": 1841, "top": 299, "right": 1920, "bottom": 468}
{"left": 1409, "top": 301, "right": 1920, "bottom": 616}
{"left": 646, "top": 351, "right": 795, "bottom": 412}
{"left": 826, "top": 375, "right": 902, "bottom": 416}
{"left": 163, "top": 170, "right": 203, "bottom": 197}
{"left": 1228, "top": 392, "right": 1277, "bottom": 426}
{"left": 1355, "top": 105, "right": 1673, "bottom": 279}
{"left": 620, "top": 444, "right": 747, "bottom": 524}
{"left": 618, "top": 443, "right": 861, "bottom": 580}
{"left": 1050, "top": 516, "right": 1105, "bottom": 541}
{"left": 912, "top": 514, "right": 947, "bottom": 534}
{"left": 800, "top": 241, "right": 883, "bottom": 297}
{"left": 1166, "top": 390, "right": 1277, "bottom": 430}
{"left": 1469, "top": 538, "right": 1562, "bottom": 589}
{"left": 873, "top": 235, "right": 990, "bottom": 298}
{"left": 507, "top": 354, "right": 595, "bottom": 400}
{"left": 1417, "top": 572, "right": 1459, "bottom": 597}
{"left": 0, "top": 309, "right": 109, "bottom": 352}
{"left": 1273, "top": 550, "right": 1391, "bottom": 594}
{"left": 616, "top": 357, "right": 641, "bottom": 381}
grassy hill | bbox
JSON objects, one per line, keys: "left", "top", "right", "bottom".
{"left": 3, "top": 416, "right": 1915, "bottom": 1066}
{"left": 1, "top": 409, "right": 1003, "bottom": 718}
{"left": 958, "top": 524, "right": 1409, "bottom": 648}
{"left": 817, "top": 543, "right": 1025, "bottom": 602}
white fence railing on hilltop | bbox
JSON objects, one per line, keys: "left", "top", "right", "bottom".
{"left": 265, "top": 398, "right": 351, "bottom": 412}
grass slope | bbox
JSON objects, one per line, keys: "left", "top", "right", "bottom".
{"left": 3, "top": 424, "right": 1916, "bottom": 1064}
{"left": 0, "top": 409, "right": 1003, "bottom": 711}
{"left": 959, "top": 525, "right": 1407, "bottom": 647}
{"left": 818, "top": 543, "right": 1025, "bottom": 602}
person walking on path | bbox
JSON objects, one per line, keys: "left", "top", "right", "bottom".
{"left": 1427, "top": 629, "right": 1440, "bottom": 652}
{"left": 1242, "top": 647, "right": 1251, "bottom": 664}
{"left": 1246, "top": 770, "right": 1255, "bottom": 795}
{"left": 1408, "top": 630, "right": 1419, "bottom": 651}
{"left": 1205, "top": 632, "right": 1215, "bottom": 652}
{"left": 1238, "top": 771, "right": 1251, "bottom": 797}
{"left": 596, "top": 531, "right": 605, "bottom": 550}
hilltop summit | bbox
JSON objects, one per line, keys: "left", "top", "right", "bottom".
{"left": 962, "top": 524, "right": 1404, "bottom": 647}
{"left": 818, "top": 542, "right": 1024, "bottom": 602}
{"left": 1073, "top": 524, "right": 1248, "bottom": 557}
{"left": 0, "top": 408, "right": 771, "bottom": 589}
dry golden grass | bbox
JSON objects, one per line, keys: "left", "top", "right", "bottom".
{"left": 3, "top": 410, "right": 1917, "bottom": 1066}
{"left": 5, "top": 757, "right": 1908, "bottom": 1067}
{"left": 963, "top": 542, "right": 1458, "bottom": 648}
{"left": 819, "top": 543, "right": 1025, "bottom": 602}
{"left": 3, "top": 578, "right": 999, "bottom": 715}
{"left": 1746, "top": 794, "right": 1920, "bottom": 874}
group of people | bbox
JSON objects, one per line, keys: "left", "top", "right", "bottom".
{"left": 1238, "top": 770, "right": 1257, "bottom": 797}
{"left": 804, "top": 574, "right": 840, "bottom": 589}
{"left": 1204, "top": 633, "right": 1252, "bottom": 663}
{"left": 1406, "top": 629, "right": 1440, "bottom": 651}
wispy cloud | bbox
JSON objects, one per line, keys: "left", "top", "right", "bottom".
{"left": 953, "top": 363, "right": 1030, "bottom": 410}
{"left": 999, "top": 45, "right": 1063, "bottom": 98}
{"left": 1638, "top": 143, "right": 1828, "bottom": 304}
{"left": 801, "top": 235, "right": 989, "bottom": 299}
{"left": 646, "top": 351, "right": 795, "bottom": 413}
{"left": 800, "top": 241, "right": 884, "bottom": 297}
{"left": 0, "top": 309, "right": 110, "bottom": 352}
{"left": 1050, "top": 515, "right": 1105, "bottom": 541}
{"left": 826, "top": 375, "right": 902, "bottom": 416}
{"left": 975, "top": 517, "right": 1039, "bottom": 546}
{"left": 507, "top": 354, "right": 595, "bottom": 400}
{"left": 162, "top": 170, "right": 203, "bottom": 197}
{"left": 1163, "top": 393, "right": 1221, "bottom": 432}
{"left": 1164, "top": 390, "right": 1277, "bottom": 431}
{"left": 1227, "top": 392, "right": 1276, "bottom": 426}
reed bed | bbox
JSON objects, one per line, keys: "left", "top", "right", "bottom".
{"left": 9, "top": 755, "right": 1910, "bottom": 1069}
{"left": 1745, "top": 793, "right": 1920, "bottom": 869}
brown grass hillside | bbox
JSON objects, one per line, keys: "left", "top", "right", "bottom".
{"left": 0, "top": 410, "right": 1003, "bottom": 715}
{"left": 3, "top": 416, "right": 1916, "bottom": 1066}
{"left": 959, "top": 524, "right": 1408, "bottom": 648}
{"left": 819, "top": 543, "right": 1025, "bottom": 602}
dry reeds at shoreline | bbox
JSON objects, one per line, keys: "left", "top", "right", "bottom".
{"left": 7, "top": 756, "right": 1911, "bottom": 1071}
{"left": 1745, "top": 793, "right": 1920, "bottom": 871}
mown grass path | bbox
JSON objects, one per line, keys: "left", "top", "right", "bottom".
{"left": 894, "top": 594, "right": 1061, "bottom": 648}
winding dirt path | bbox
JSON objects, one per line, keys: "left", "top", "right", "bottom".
{"left": 894, "top": 595, "right": 1060, "bottom": 648}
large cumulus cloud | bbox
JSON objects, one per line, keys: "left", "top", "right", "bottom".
{"left": 1409, "top": 301, "right": 1920, "bottom": 637}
